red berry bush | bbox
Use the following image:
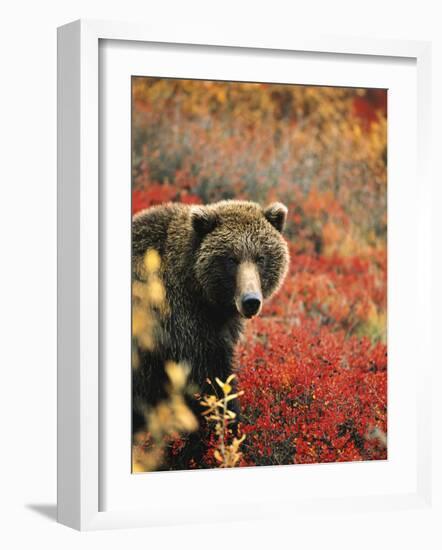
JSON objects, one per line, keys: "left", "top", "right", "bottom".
{"left": 237, "top": 317, "right": 387, "bottom": 465}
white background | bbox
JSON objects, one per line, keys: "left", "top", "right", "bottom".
{"left": 0, "top": 1, "right": 440, "bottom": 548}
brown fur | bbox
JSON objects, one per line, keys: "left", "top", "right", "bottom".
{"left": 132, "top": 200, "right": 289, "bottom": 441}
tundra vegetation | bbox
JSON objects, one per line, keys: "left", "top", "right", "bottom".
{"left": 131, "top": 79, "right": 387, "bottom": 470}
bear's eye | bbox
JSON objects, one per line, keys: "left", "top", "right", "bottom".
{"left": 256, "top": 255, "right": 266, "bottom": 265}
{"left": 227, "top": 257, "right": 238, "bottom": 266}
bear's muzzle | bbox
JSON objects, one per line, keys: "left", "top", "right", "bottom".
{"left": 235, "top": 262, "right": 263, "bottom": 319}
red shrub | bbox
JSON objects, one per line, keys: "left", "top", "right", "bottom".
{"left": 132, "top": 185, "right": 201, "bottom": 214}
{"left": 236, "top": 317, "right": 387, "bottom": 465}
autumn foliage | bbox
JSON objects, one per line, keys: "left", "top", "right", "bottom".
{"left": 132, "top": 78, "right": 387, "bottom": 466}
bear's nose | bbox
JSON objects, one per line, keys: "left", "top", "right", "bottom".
{"left": 241, "top": 292, "right": 262, "bottom": 318}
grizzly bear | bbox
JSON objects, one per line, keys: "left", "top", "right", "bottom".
{"left": 132, "top": 200, "right": 289, "bottom": 464}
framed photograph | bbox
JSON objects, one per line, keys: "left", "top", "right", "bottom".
{"left": 57, "top": 19, "right": 432, "bottom": 530}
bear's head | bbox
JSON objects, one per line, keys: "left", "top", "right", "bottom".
{"left": 191, "top": 200, "right": 289, "bottom": 319}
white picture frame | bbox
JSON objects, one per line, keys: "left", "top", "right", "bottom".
{"left": 57, "top": 19, "right": 432, "bottom": 531}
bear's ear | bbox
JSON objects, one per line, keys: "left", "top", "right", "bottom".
{"left": 263, "top": 202, "right": 288, "bottom": 233}
{"left": 191, "top": 206, "right": 218, "bottom": 236}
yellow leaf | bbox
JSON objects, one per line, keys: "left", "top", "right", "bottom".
{"left": 165, "top": 361, "right": 189, "bottom": 391}
{"left": 214, "top": 449, "right": 223, "bottom": 462}
{"left": 215, "top": 376, "right": 233, "bottom": 395}
{"left": 144, "top": 249, "right": 161, "bottom": 273}
{"left": 148, "top": 277, "right": 165, "bottom": 305}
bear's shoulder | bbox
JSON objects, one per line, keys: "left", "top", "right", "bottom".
{"left": 132, "top": 202, "right": 189, "bottom": 257}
